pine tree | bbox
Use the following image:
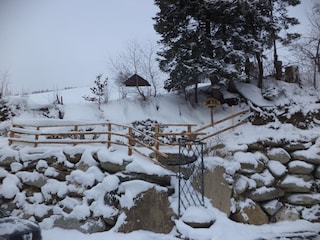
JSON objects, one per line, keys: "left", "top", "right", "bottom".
{"left": 83, "top": 74, "right": 108, "bottom": 110}
{"left": 153, "top": 0, "right": 301, "bottom": 96}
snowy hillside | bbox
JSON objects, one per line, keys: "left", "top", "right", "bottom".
{"left": 1, "top": 81, "right": 320, "bottom": 240}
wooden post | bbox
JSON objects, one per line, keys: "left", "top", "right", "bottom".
{"left": 187, "top": 125, "right": 192, "bottom": 140}
{"left": 8, "top": 129, "right": 14, "bottom": 145}
{"left": 107, "top": 123, "right": 111, "bottom": 148}
{"left": 128, "top": 127, "right": 133, "bottom": 156}
{"left": 35, "top": 126, "right": 40, "bottom": 147}
{"left": 74, "top": 125, "right": 78, "bottom": 139}
{"left": 154, "top": 125, "right": 159, "bottom": 160}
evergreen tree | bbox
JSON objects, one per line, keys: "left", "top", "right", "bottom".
{"left": 83, "top": 74, "right": 108, "bottom": 110}
{"left": 153, "top": 0, "right": 301, "bottom": 97}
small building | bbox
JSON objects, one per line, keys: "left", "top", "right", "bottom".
{"left": 124, "top": 74, "right": 151, "bottom": 87}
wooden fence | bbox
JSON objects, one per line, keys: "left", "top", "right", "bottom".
{"left": 195, "top": 109, "right": 250, "bottom": 141}
{"left": 8, "top": 122, "right": 203, "bottom": 162}
{"left": 8, "top": 110, "right": 250, "bottom": 161}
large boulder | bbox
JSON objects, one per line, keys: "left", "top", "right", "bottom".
{"left": 202, "top": 167, "right": 232, "bottom": 216}
{"left": 231, "top": 201, "right": 269, "bottom": 225}
{"left": 119, "top": 187, "right": 175, "bottom": 234}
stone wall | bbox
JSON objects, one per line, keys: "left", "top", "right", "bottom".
{"left": 1, "top": 138, "right": 320, "bottom": 233}
{"left": 224, "top": 140, "right": 320, "bottom": 225}
{"left": 0, "top": 147, "right": 175, "bottom": 234}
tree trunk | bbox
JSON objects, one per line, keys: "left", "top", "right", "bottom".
{"left": 255, "top": 52, "right": 263, "bottom": 88}
{"left": 194, "top": 81, "right": 198, "bottom": 104}
{"left": 314, "top": 39, "right": 320, "bottom": 89}
{"left": 245, "top": 58, "right": 251, "bottom": 83}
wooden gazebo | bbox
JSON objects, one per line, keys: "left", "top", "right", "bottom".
{"left": 124, "top": 74, "right": 151, "bottom": 87}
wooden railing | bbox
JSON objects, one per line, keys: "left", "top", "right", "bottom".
{"left": 8, "top": 110, "right": 250, "bottom": 161}
{"left": 8, "top": 121, "right": 169, "bottom": 163}
{"left": 195, "top": 109, "right": 251, "bottom": 141}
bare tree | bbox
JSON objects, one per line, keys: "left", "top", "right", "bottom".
{"left": 0, "top": 70, "right": 11, "bottom": 99}
{"left": 291, "top": 3, "right": 320, "bottom": 88}
{"left": 109, "top": 40, "right": 162, "bottom": 100}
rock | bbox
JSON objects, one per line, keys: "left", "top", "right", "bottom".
{"left": 99, "top": 161, "right": 127, "bottom": 173}
{"left": 158, "top": 153, "right": 198, "bottom": 166}
{"left": 234, "top": 152, "right": 265, "bottom": 174}
{"left": 79, "top": 218, "right": 107, "bottom": 234}
{"left": 261, "top": 200, "right": 283, "bottom": 216}
{"left": 291, "top": 151, "right": 320, "bottom": 165}
{"left": 273, "top": 205, "right": 300, "bottom": 222}
{"left": 10, "top": 162, "right": 23, "bottom": 173}
{"left": 315, "top": 166, "right": 320, "bottom": 179}
{"left": 247, "top": 142, "right": 265, "bottom": 151}
{"left": 248, "top": 187, "right": 284, "bottom": 202}
{"left": 54, "top": 216, "right": 83, "bottom": 230}
{"left": 16, "top": 171, "right": 47, "bottom": 188}
{"left": 231, "top": 202, "right": 269, "bottom": 225}
{"left": 54, "top": 215, "right": 106, "bottom": 233}
{"left": 120, "top": 173, "right": 171, "bottom": 187}
{"left": 181, "top": 206, "right": 215, "bottom": 228}
{"left": 267, "top": 160, "right": 287, "bottom": 178}
{"left": 286, "top": 193, "right": 320, "bottom": 206}
{"left": 284, "top": 143, "right": 308, "bottom": 151}
{"left": 267, "top": 148, "right": 291, "bottom": 164}
{"left": 288, "top": 160, "right": 314, "bottom": 174}
{"left": 119, "top": 187, "right": 175, "bottom": 234}
{"left": 64, "top": 152, "right": 82, "bottom": 164}
{"left": 278, "top": 175, "right": 312, "bottom": 193}
{"left": 234, "top": 175, "right": 249, "bottom": 195}
{"left": 250, "top": 169, "right": 274, "bottom": 187}
{"left": 0, "top": 156, "right": 18, "bottom": 168}
{"left": 202, "top": 167, "right": 232, "bottom": 216}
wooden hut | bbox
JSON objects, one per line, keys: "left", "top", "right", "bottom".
{"left": 124, "top": 74, "right": 151, "bottom": 87}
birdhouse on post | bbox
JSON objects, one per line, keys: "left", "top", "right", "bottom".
{"left": 204, "top": 97, "right": 221, "bottom": 124}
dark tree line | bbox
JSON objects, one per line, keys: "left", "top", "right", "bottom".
{"left": 153, "top": 0, "right": 301, "bottom": 102}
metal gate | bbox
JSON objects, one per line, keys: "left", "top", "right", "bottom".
{"left": 178, "top": 138, "right": 205, "bottom": 217}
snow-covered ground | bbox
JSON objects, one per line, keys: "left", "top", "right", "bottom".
{"left": 2, "top": 82, "right": 320, "bottom": 239}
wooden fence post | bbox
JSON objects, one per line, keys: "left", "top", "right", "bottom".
{"left": 107, "top": 123, "right": 111, "bottom": 148}
{"left": 154, "top": 124, "right": 159, "bottom": 160}
{"left": 187, "top": 125, "right": 193, "bottom": 150}
{"left": 34, "top": 126, "right": 40, "bottom": 147}
{"left": 74, "top": 125, "right": 78, "bottom": 139}
{"left": 128, "top": 127, "right": 133, "bottom": 155}
{"left": 8, "top": 127, "right": 14, "bottom": 145}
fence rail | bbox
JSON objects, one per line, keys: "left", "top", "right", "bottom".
{"left": 9, "top": 121, "right": 204, "bottom": 162}
{"left": 8, "top": 109, "right": 250, "bottom": 162}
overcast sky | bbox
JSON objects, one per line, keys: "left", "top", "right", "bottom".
{"left": 0, "top": 0, "right": 314, "bottom": 94}
{"left": 0, "top": 0, "right": 159, "bottom": 93}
